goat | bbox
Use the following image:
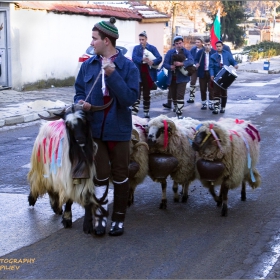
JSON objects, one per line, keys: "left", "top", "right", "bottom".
{"left": 28, "top": 101, "right": 112, "bottom": 232}
{"left": 147, "top": 115, "right": 199, "bottom": 209}
{"left": 192, "top": 118, "right": 261, "bottom": 216}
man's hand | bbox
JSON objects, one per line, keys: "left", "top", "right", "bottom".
{"left": 234, "top": 65, "right": 239, "bottom": 69}
{"left": 173, "top": 61, "right": 183, "bottom": 67}
{"left": 170, "top": 65, "right": 176, "bottom": 71}
{"left": 78, "top": 100, "right": 91, "bottom": 111}
{"left": 102, "top": 57, "right": 115, "bottom": 76}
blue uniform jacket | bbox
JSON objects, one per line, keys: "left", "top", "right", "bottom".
{"left": 162, "top": 48, "right": 194, "bottom": 85}
{"left": 195, "top": 48, "right": 216, "bottom": 78}
{"left": 74, "top": 48, "right": 139, "bottom": 141}
{"left": 209, "top": 50, "right": 238, "bottom": 77}
{"left": 132, "top": 43, "right": 162, "bottom": 82}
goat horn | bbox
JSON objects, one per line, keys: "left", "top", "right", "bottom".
{"left": 90, "top": 98, "right": 113, "bottom": 112}
{"left": 38, "top": 109, "right": 66, "bottom": 121}
{"left": 134, "top": 141, "right": 149, "bottom": 150}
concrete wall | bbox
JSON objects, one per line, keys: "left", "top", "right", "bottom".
{"left": 9, "top": 4, "right": 137, "bottom": 90}
{"left": 135, "top": 22, "right": 166, "bottom": 59}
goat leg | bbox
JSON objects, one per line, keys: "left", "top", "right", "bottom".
{"left": 159, "top": 179, "right": 167, "bottom": 209}
{"left": 220, "top": 182, "right": 229, "bottom": 217}
{"left": 62, "top": 199, "right": 73, "bottom": 228}
{"left": 181, "top": 182, "right": 189, "bottom": 203}
{"left": 241, "top": 180, "right": 246, "bottom": 201}
{"left": 172, "top": 181, "right": 179, "bottom": 202}
{"left": 83, "top": 203, "right": 94, "bottom": 234}
{"left": 208, "top": 183, "right": 222, "bottom": 207}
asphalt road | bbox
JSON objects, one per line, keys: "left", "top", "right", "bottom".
{"left": 0, "top": 71, "right": 280, "bottom": 279}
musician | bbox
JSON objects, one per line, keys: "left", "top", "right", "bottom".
{"left": 209, "top": 40, "right": 238, "bottom": 114}
{"left": 195, "top": 39, "right": 216, "bottom": 110}
{"left": 132, "top": 31, "right": 162, "bottom": 118}
{"left": 187, "top": 38, "right": 204, "bottom": 103}
{"left": 162, "top": 35, "right": 194, "bottom": 119}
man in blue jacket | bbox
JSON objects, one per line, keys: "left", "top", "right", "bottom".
{"left": 132, "top": 31, "right": 162, "bottom": 118}
{"left": 195, "top": 38, "right": 216, "bottom": 110}
{"left": 187, "top": 38, "right": 204, "bottom": 103}
{"left": 209, "top": 40, "right": 238, "bottom": 114}
{"left": 163, "top": 35, "right": 194, "bottom": 119}
{"left": 75, "top": 17, "right": 139, "bottom": 237}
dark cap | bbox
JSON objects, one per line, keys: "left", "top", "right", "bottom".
{"left": 93, "top": 17, "right": 119, "bottom": 39}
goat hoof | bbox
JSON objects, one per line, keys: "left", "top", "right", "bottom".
{"left": 28, "top": 194, "right": 37, "bottom": 206}
{"left": 173, "top": 197, "right": 180, "bottom": 203}
{"left": 241, "top": 195, "right": 246, "bottom": 201}
{"left": 216, "top": 200, "right": 222, "bottom": 207}
{"left": 62, "top": 218, "right": 72, "bottom": 228}
{"left": 52, "top": 207, "right": 63, "bottom": 215}
{"left": 159, "top": 201, "right": 167, "bottom": 209}
{"left": 83, "top": 221, "right": 94, "bottom": 234}
{"left": 181, "top": 195, "right": 188, "bottom": 203}
{"left": 221, "top": 205, "right": 228, "bottom": 217}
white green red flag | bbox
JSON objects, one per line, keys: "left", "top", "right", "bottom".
{"left": 210, "top": 9, "right": 221, "bottom": 50}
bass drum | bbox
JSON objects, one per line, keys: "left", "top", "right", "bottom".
{"left": 214, "top": 65, "right": 238, "bottom": 90}
{"left": 156, "top": 68, "right": 168, "bottom": 90}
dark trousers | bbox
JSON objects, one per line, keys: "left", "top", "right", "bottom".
{"left": 190, "top": 70, "right": 198, "bottom": 86}
{"left": 199, "top": 71, "right": 214, "bottom": 102}
{"left": 169, "top": 79, "right": 187, "bottom": 106}
{"left": 213, "top": 82, "right": 228, "bottom": 108}
{"left": 139, "top": 71, "right": 151, "bottom": 112}
{"left": 93, "top": 139, "right": 130, "bottom": 182}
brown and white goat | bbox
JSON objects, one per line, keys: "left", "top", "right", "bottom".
{"left": 147, "top": 115, "right": 199, "bottom": 209}
{"left": 192, "top": 118, "right": 261, "bottom": 216}
{"left": 28, "top": 101, "right": 111, "bottom": 233}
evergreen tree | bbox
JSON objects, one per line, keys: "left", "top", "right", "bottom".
{"left": 221, "top": 1, "right": 246, "bottom": 48}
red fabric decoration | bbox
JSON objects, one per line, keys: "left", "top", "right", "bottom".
{"left": 49, "top": 138, "right": 53, "bottom": 160}
{"left": 141, "top": 64, "right": 154, "bottom": 89}
{"left": 163, "top": 120, "right": 168, "bottom": 149}
{"left": 235, "top": 119, "right": 244, "bottom": 124}
{"left": 209, "top": 123, "right": 214, "bottom": 129}
{"left": 37, "top": 145, "right": 41, "bottom": 162}
{"left": 43, "top": 138, "right": 47, "bottom": 164}
{"left": 248, "top": 124, "right": 261, "bottom": 142}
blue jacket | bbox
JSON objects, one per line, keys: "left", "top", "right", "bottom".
{"left": 195, "top": 48, "right": 216, "bottom": 78}
{"left": 132, "top": 43, "right": 162, "bottom": 82}
{"left": 190, "top": 46, "right": 202, "bottom": 60}
{"left": 74, "top": 48, "right": 139, "bottom": 141}
{"left": 162, "top": 48, "right": 194, "bottom": 85}
{"left": 209, "top": 50, "right": 238, "bottom": 77}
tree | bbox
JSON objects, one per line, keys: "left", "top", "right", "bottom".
{"left": 220, "top": 1, "right": 246, "bottom": 48}
{"left": 145, "top": 1, "right": 223, "bottom": 39}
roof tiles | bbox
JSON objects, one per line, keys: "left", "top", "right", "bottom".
{"left": 15, "top": 1, "right": 169, "bottom": 21}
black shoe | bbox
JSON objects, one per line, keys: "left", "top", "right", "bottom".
{"left": 186, "top": 99, "right": 194, "bottom": 103}
{"left": 220, "top": 108, "right": 225, "bottom": 113}
{"left": 94, "top": 218, "right": 107, "bottom": 236}
{"left": 109, "top": 222, "right": 124, "bottom": 236}
{"left": 201, "top": 104, "right": 207, "bottom": 110}
{"left": 212, "top": 109, "right": 219, "bottom": 114}
{"left": 162, "top": 103, "right": 171, "bottom": 109}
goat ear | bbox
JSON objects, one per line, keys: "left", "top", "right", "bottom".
{"left": 38, "top": 110, "right": 65, "bottom": 121}
{"left": 90, "top": 98, "right": 113, "bottom": 112}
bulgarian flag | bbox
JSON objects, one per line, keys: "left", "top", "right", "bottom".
{"left": 210, "top": 9, "right": 221, "bottom": 50}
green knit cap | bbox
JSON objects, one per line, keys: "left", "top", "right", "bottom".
{"left": 94, "top": 17, "right": 119, "bottom": 39}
